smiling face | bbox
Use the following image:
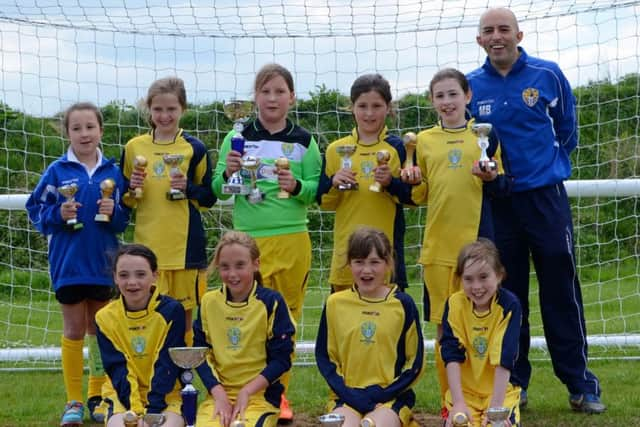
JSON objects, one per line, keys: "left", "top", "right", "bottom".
{"left": 476, "top": 8, "right": 523, "bottom": 75}
{"left": 461, "top": 258, "right": 502, "bottom": 312}
{"left": 66, "top": 109, "right": 103, "bottom": 164}
{"left": 114, "top": 254, "right": 157, "bottom": 312}
{"left": 350, "top": 247, "right": 391, "bottom": 299}
{"left": 149, "top": 92, "right": 184, "bottom": 140}
{"left": 217, "top": 243, "right": 260, "bottom": 302}
{"left": 353, "top": 90, "right": 390, "bottom": 143}
{"left": 255, "top": 74, "right": 295, "bottom": 132}
{"left": 430, "top": 77, "right": 471, "bottom": 128}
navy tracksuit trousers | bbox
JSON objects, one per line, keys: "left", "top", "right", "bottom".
{"left": 492, "top": 183, "right": 601, "bottom": 396}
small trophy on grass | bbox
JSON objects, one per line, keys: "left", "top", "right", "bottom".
{"left": 471, "top": 123, "right": 497, "bottom": 172}
{"left": 58, "top": 183, "right": 83, "bottom": 231}
{"left": 94, "top": 179, "right": 115, "bottom": 222}
{"left": 318, "top": 413, "right": 345, "bottom": 426}
{"left": 222, "top": 100, "right": 254, "bottom": 195}
{"left": 336, "top": 145, "right": 358, "bottom": 191}
{"left": 486, "top": 406, "right": 510, "bottom": 427}
{"left": 168, "top": 346, "right": 209, "bottom": 427}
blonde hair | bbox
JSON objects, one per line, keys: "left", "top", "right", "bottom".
{"left": 145, "top": 76, "right": 187, "bottom": 128}
{"left": 455, "top": 238, "right": 506, "bottom": 280}
{"left": 209, "top": 231, "right": 263, "bottom": 284}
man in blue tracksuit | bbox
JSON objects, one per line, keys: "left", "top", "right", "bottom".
{"left": 467, "top": 7, "right": 605, "bottom": 414}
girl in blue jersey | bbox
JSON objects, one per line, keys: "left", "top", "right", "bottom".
{"left": 400, "top": 68, "right": 511, "bottom": 419}
{"left": 441, "top": 238, "right": 521, "bottom": 427}
{"left": 317, "top": 73, "right": 412, "bottom": 292}
{"left": 96, "top": 244, "right": 185, "bottom": 427}
{"left": 26, "top": 102, "right": 130, "bottom": 426}
{"left": 316, "top": 227, "right": 424, "bottom": 427}
{"left": 194, "top": 231, "right": 295, "bottom": 427}
{"left": 121, "top": 77, "right": 216, "bottom": 346}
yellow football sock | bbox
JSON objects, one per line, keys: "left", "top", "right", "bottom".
{"left": 61, "top": 335, "right": 84, "bottom": 403}
{"left": 435, "top": 340, "right": 448, "bottom": 409}
{"left": 86, "top": 334, "right": 106, "bottom": 398}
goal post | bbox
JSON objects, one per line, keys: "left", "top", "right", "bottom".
{"left": 1, "top": 0, "right": 640, "bottom": 368}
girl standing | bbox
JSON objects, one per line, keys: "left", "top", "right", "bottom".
{"left": 121, "top": 77, "right": 216, "bottom": 344}
{"left": 26, "top": 102, "right": 130, "bottom": 425}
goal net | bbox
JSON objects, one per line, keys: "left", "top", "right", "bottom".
{"left": 1, "top": 0, "right": 639, "bottom": 368}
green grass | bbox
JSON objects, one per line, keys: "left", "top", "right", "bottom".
{"left": 0, "top": 358, "right": 638, "bottom": 426}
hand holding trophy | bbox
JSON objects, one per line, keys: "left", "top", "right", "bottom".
{"left": 94, "top": 178, "right": 116, "bottom": 222}
{"left": 223, "top": 100, "right": 254, "bottom": 195}
{"left": 471, "top": 123, "right": 497, "bottom": 172}
{"left": 400, "top": 132, "right": 420, "bottom": 183}
{"left": 275, "top": 156, "right": 291, "bottom": 199}
{"left": 452, "top": 411, "right": 470, "bottom": 427}
{"left": 369, "top": 150, "right": 390, "bottom": 192}
{"left": 163, "top": 154, "right": 186, "bottom": 201}
{"left": 132, "top": 155, "right": 148, "bottom": 199}
{"left": 58, "top": 183, "right": 83, "bottom": 231}
{"left": 335, "top": 145, "right": 358, "bottom": 191}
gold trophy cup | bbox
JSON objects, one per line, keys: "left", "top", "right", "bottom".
{"left": 471, "top": 123, "right": 497, "bottom": 172}
{"left": 168, "top": 347, "right": 209, "bottom": 427}
{"left": 243, "top": 156, "right": 265, "bottom": 204}
{"left": 486, "top": 407, "right": 511, "bottom": 427}
{"left": 144, "top": 413, "right": 166, "bottom": 427}
{"left": 57, "top": 183, "right": 83, "bottom": 230}
{"left": 163, "top": 154, "right": 186, "bottom": 200}
{"left": 274, "top": 156, "right": 291, "bottom": 199}
{"left": 401, "top": 132, "right": 417, "bottom": 181}
{"left": 452, "top": 412, "right": 470, "bottom": 427}
{"left": 318, "top": 413, "right": 345, "bottom": 427}
{"left": 94, "top": 178, "right": 116, "bottom": 222}
{"left": 222, "top": 100, "right": 255, "bottom": 195}
{"left": 369, "top": 150, "right": 390, "bottom": 192}
{"left": 132, "top": 155, "right": 148, "bottom": 199}
{"left": 336, "top": 144, "right": 358, "bottom": 191}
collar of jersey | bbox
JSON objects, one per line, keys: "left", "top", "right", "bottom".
{"left": 121, "top": 286, "right": 161, "bottom": 319}
{"left": 438, "top": 117, "right": 476, "bottom": 134}
{"left": 350, "top": 126, "right": 389, "bottom": 147}
{"left": 353, "top": 283, "right": 397, "bottom": 302}
{"left": 252, "top": 118, "right": 295, "bottom": 137}
{"left": 222, "top": 280, "right": 258, "bottom": 306}
{"left": 150, "top": 128, "right": 183, "bottom": 145}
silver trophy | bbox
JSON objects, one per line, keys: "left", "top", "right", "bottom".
{"left": 318, "top": 413, "right": 345, "bottom": 426}
{"left": 144, "top": 413, "right": 167, "bottom": 427}
{"left": 57, "top": 183, "right": 83, "bottom": 230}
{"left": 163, "top": 154, "right": 187, "bottom": 200}
{"left": 168, "top": 347, "right": 209, "bottom": 427}
{"left": 336, "top": 145, "right": 358, "bottom": 190}
{"left": 360, "top": 417, "right": 375, "bottom": 427}
{"left": 222, "top": 100, "right": 254, "bottom": 195}
{"left": 471, "top": 123, "right": 497, "bottom": 172}
{"left": 243, "top": 155, "right": 265, "bottom": 204}
{"left": 486, "top": 407, "right": 511, "bottom": 427}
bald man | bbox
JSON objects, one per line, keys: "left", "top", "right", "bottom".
{"left": 466, "top": 8, "right": 605, "bottom": 414}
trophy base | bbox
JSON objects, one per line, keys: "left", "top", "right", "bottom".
{"left": 222, "top": 184, "right": 251, "bottom": 195}
{"left": 94, "top": 214, "right": 111, "bottom": 222}
{"left": 338, "top": 183, "right": 358, "bottom": 191}
{"left": 479, "top": 160, "right": 497, "bottom": 172}
{"left": 369, "top": 183, "right": 382, "bottom": 193}
{"left": 247, "top": 190, "right": 265, "bottom": 204}
{"left": 166, "top": 191, "right": 187, "bottom": 201}
{"left": 277, "top": 190, "right": 290, "bottom": 199}
{"left": 66, "top": 220, "right": 83, "bottom": 231}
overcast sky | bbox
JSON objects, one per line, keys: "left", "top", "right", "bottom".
{"left": 0, "top": 0, "right": 637, "bottom": 116}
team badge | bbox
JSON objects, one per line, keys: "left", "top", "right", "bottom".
{"left": 361, "top": 160, "right": 375, "bottom": 179}
{"left": 281, "top": 142, "right": 295, "bottom": 158}
{"left": 522, "top": 88, "right": 539, "bottom": 107}
{"left": 131, "top": 336, "right": 146, "bottom": 355}
{"left": 360, "top": 321, "right": 376, "bottom": 344}
{"left": 447, "top": 149, "right": 462, "bottom": 169}
{"left": 473, "top": 336, "right": 488, "bottom": 358}
{"left": 153, "top": 160, "right": 165, "bottom": 176}
{"left": 227, "top": 327, "right": 241, "bottom": 349}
